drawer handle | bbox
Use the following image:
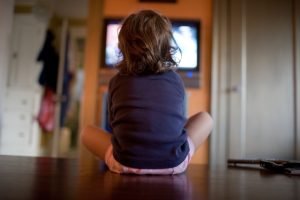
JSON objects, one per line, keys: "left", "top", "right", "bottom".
{"left": 21, "top": 100, "right": 28, "bottom": 105}
{"left": 19, "top": 132, "right": 25, "bottom": 137}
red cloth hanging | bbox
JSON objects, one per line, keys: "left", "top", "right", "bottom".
{"left": 37, "top": 87, "right": 55, "bottom": 132}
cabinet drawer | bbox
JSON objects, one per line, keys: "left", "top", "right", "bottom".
{"left": 3, "top": 90, "right": 35, "bottom": 111}
{"left": 0, "top": 124, "right": 32, "bottom": 146}
{"left": 2, "top": 111, "right": 32, "bottom": 126}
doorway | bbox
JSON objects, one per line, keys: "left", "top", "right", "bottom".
{"left": 0, "top": 0, "right": 88, "bottom": 158}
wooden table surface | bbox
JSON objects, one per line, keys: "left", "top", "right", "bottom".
{"left": 0, "top": 155, "right": 299, "bottom": 200}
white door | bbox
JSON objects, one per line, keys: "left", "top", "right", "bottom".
{"left": 8, "top": 14, "right": 46, "bottom": 89}
{"left": 211, "top": 0, "right": 299, "bottom": 165}
{"left": 229, "top": 0, "right": 295, "bottom": 159}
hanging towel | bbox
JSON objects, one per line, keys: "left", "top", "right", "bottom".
{"left": 37, "top": 87, "right": 55, "bottom": 132}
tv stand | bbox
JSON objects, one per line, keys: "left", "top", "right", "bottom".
{"left": 178, "top": 71, "right": 200, "bottom": 88}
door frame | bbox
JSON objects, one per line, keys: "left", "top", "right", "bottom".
{"left": 294, "top": 0, "right": 300, "bottom": 159}
{"left": 210, "top": 0, "right": 230, "bottom": 166}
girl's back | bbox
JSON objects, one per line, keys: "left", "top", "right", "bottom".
{"left": 108, "top": 70, "right": 189, "bottom": 169}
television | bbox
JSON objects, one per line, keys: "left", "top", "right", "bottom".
{"left": 102, "top": 18, "right": 200, "bottom": 72}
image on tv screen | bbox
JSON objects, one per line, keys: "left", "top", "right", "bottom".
{"left": 103, "top": 19, "right": 200, "bottom": 70}
{"left": 105, "top": 22, "right": 121, "bottom": 66}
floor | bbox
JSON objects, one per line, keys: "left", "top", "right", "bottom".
{"left": 0, "top": 155, "right": 299, "bottom": 200}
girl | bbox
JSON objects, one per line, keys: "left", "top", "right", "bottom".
{"left": 82, "top": 10, "right": 213, "bottom": 175}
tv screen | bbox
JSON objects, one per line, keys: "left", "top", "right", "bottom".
{"left": 102, "top": 18, "right": 200, "bottom": 71}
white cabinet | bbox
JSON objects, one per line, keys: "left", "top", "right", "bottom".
{"left": 0, "top": 89, "right": 41, "bottom": 156}
{"left": 0, "top": 13, "right": 46, "bottom": 156}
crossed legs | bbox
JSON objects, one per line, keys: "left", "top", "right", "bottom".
{"left": 81, "top": 125, "right": 111, "bottom": 160}
{"left": 184, "top": 112, "right": 213, "bottom": 151}
{"left": 81, "top": 112, "right": 213, "bottom": 161}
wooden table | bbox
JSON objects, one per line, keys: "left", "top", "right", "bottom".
{"left": 0, "top": 155, "right": 299, "bottom": 200}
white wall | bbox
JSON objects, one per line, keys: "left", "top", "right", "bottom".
{"left": 54, "top": 0, "right": 87, "bottom": 18}
{"left": 0, "top": 0, "right": 15, "bottom": 132}
{"left": 15, "top": 0, "right": 88, "bottom": 19}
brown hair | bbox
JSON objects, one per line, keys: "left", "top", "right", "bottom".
{"left": 117, "top": 10, "right": 180, "bottom": 75}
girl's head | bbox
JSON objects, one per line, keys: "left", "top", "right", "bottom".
{"left": 117, "top": 10, "right": 180, "bottom": 75}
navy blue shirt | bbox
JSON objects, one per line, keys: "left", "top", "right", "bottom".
{"left": 108, "top": 70, "right": 189, "bottom": 169}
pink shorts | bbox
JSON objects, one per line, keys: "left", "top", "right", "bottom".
{"left": 104, "top": 137, "right": 195, "bottom": 175}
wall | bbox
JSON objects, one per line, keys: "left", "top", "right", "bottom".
{"left": 82, "top": 0, "right": 212, "bottom": 164}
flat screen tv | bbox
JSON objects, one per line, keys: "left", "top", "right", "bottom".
{"left": 102, "top": 18, "right": 200, "bottom": 71}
